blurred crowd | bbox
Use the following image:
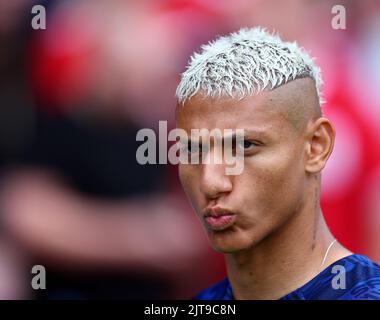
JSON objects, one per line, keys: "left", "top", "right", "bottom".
{"left": 0, "top": 0, "right": 379, "bottom": 299}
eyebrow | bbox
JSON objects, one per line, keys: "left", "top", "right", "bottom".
{"left": 241, "top": 129, "right": 270, "bottom": 138}
{"left": 176, "top": 128, "right": 271, "bottom": 144}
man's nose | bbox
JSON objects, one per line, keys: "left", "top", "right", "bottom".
{"left": 199, "top": 160, "right": 233, "bottom": 200}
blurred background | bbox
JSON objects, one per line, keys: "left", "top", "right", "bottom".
{"left": 0, "top": 0, "right": 379, "bottom": 299}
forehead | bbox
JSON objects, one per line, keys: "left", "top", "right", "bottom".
{"left": 176, "top": 91, "right": 291, "bottom": 137}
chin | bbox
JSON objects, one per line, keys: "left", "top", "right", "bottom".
{"left": 207, "top": 229, "right": 256, "bottom": 254}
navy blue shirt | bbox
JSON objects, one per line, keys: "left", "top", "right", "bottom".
{"left": 194, "top": 254, "right": 380, "bottom": 300}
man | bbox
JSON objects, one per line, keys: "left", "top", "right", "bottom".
{"left": 175, "top": 27, "right": 380, "bottom": 300}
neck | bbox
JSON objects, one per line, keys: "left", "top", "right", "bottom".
{"left": 225, "top": 187, "right": 351, "bottom": 299}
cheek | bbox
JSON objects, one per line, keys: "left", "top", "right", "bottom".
{"left": 239, "top": 148, "right": 305, "bottom": 219}
{"left": 178, "top": 165, "right": 201, "bottom": 210}
{"left": 178, "top": 164, "right": 190, "bottom": 194}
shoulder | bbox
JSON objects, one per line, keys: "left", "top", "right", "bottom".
{"left": 193, "top": 278, "right": 233, "bottom": 300}
{"left": 297, "top": 254, "right": 380, "bottom": 300}
{"left": 337, "top": 254, "right": 380, "bottom": 300}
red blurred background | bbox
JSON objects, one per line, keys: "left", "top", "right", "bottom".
{"left": 0, "top": 0, "right": 379, "bottom": 299}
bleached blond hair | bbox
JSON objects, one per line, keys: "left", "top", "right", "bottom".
{"left": 176, "top": 27, "right": 323, "bottom": 105}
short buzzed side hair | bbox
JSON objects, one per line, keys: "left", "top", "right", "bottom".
{"left": 176, "top": 27, "right": 323, "bottom": 106}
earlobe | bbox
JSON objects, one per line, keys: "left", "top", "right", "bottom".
{"left": 305, "top": 118, "right": 335, "bottom": 174}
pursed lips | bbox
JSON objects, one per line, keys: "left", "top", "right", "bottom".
{"left": 202, "top": 206, "right": 237, "bottom": 231}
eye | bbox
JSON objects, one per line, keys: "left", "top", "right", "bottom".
{"left": 188, "top": 142, "right": 200, "bottom": 154}
{"left": 238, "top": 140, "right": 257, "bottom": 151}
{"left": 178, "top": 141, "right": 202, "bottom": 155}
{"left": 236, "top": 140, "right": 259, "bottom": 152}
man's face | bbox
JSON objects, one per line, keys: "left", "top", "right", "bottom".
{"left": 177, "top": 89, "right": 310, "bottom": 253}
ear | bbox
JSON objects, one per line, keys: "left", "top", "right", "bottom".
{"left": 304, "top": 117, "right": 335, "bottom": 174}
